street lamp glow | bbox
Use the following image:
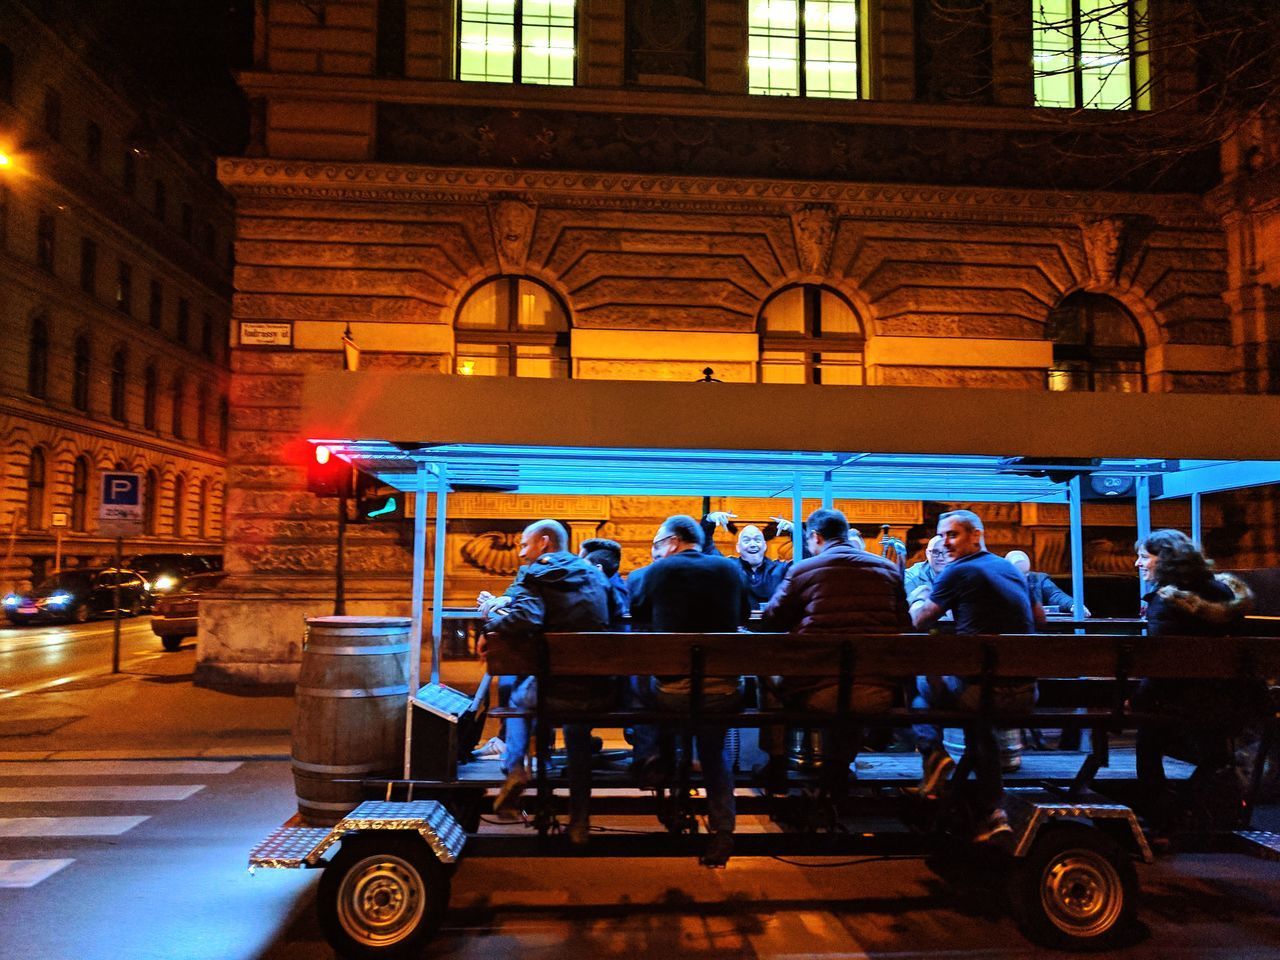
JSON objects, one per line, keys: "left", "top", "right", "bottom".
{"left": 0, "top": 152, "right": 11, "bottom": 167}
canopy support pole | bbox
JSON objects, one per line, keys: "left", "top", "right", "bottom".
{"left": 430, "top": 464, "right": 449, "bottom": 687}
{"left": 1136, "top": 475, "right": 1152, "bottom": 606}
{"left": 1067, "top": 474, "right": 1085, "bottom": 630}
{"left": 791, "top": 472, "right": 804, "bottom": 563}
{"left": 1191, "top": 492, "right": 1203, "bottom": 547}
{"left": 405, "top": 463, "right": 430, "bottom": 778}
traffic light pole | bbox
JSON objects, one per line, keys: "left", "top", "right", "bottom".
{"left": 334, "top": 494, "right": 347, "bottom": 616}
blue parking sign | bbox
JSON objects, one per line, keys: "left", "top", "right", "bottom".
{"left": 100, "top": 471, "right": 143, "bottom": 522}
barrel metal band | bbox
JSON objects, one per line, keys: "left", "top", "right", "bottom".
{"left": 292, "top": 759, "right": 387, "bottom": 775}
{"left": 306, "top": 643, "right": 410, "bottom": 656}
{"left": 295, "top": 685, "right": 410, "bottom": 698}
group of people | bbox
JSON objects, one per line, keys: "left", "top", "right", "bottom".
{"left": 476, "top": 509, "right": 1264, "bottom": 864}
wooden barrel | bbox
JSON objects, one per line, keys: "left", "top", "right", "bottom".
{"left": 292, "top": 616, "right": 411, "bottom": 825}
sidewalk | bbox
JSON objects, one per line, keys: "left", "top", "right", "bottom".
{"left": 0, "top": 650, "right": 487, "bottom": 762}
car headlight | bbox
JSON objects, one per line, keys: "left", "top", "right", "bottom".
{"left": 47, "top": 592, "right": 73, "bottom": 606}
{"left": 2, "top": 595, "right": 18, "bottom": 607}
{"left": 152, "top": 575, "right": 177, "bottom": 592}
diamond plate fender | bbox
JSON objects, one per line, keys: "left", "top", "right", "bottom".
{"left": 1005, "top": 788, "right": 1154, "bottom": 863}
{"left": 247, "top": 800, "right": 466, "bottom": 871}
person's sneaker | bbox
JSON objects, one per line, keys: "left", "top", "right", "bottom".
{"left": 700, "top": 831, "right": 734, "bottom": 868}
{"left": 567, "top": 820, "right": 590, "bottom": 847}
{"left": 916, "top": 749, "right": 955, "bottom": 799}
{"left": 472, "top": 736, "right": 506, "bottom": 761}
{"left": 973, "top": 808, "right": 1013, "bottom": 843}
{"left": 494, "top": 762, "right": 531, "bottom": 814}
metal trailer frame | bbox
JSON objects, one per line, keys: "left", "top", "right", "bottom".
{"left": 250, "top": 376, "right": 1280, "bottom": 954}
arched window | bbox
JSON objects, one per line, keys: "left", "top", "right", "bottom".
{"left": 198, "top": 478, "right": 212, "bottom": 539}
{"left": 28, "top": 315, "right": 49, "bottom": 398}
{"left": 143, "top": 468, "right": 159, "bottom": 535}
{"left": 72, "top": 335, "right": 91, "bottom": 411}
{"left": 196, "top": 385, "right": 209, "bottom": 446}
{"left": 1046, "top": 292, "right": 1145, "bottom": 393}
{"left": 143, "top": 364, "right": 158, "bottom": 430}
{"left": 71, "top": 456, "right": 90, "bottom": 532}
{"left": 172, "top": 474, "right": 187, "bottom": 536}
{"left": 27, "top": 448, "right": 46, "bottom": 530}
{"left": 758, "top": 284, "right": 864, "bottom": 384}
{"left": 454, "top": 276, "right": 570, "bottom": 378}
{"left": 110, "top": 347, "right": 128, "bottom": 422}
{"left": 171, "top": 375, "right": 186, "bottom": 438}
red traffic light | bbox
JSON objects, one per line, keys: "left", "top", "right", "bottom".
{"left": 306, "top": 443, "right": 352, "bottom": 497}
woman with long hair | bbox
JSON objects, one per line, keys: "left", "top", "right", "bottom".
{"left": 1133, "top": 529, "right": 1265, "bottom": 828}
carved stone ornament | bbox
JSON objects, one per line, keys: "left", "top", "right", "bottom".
{"left": 1081, "top": 216, "right": 1128, "bottom": 285}
{"left": 461, "top": 531, "right": 522, "bottom": 576}
{"left": 489, "top": 197, "right": 538, "bottom": 273}
{"left": 790, "top": 204, "right": 837, "bottom": 274}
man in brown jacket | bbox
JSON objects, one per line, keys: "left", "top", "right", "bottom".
{"left": 756, "top": 508, "right": 911, "bottom": 794}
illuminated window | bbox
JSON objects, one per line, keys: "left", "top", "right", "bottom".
{"left": 27, "top": 448, "right": 46, "bottom": 531}
{"left": 749, "top": 1, "right": 860, "bottom": 98}
{"left": 1047, "top": 292, "right": 1144, "bottom": 392}
{"left": 758, "top": 285, "right": 864, "bottom": 384}
{"left": 71, "top": 456, "right": 90, "bottom": 532}
{"left": 1033, "top": 0, "right": 1142, "bottom": 109}
{"left": 455, "top": 276, "right": 570, "bottom": 378}
{"left": 457, "top": 0, "right": 576, "bottom": 85}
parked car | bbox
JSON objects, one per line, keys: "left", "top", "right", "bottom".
{"left": 3, "top": 568, "right": 151, "bottom": 625}
{"left": 124, "top": 553, "right": 217, "bottom": 596}
{"left": 150, "top": 570, "right": 227, "bottom": 651}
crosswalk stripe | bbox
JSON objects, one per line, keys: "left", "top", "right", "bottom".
{"left": 0, "top": 859, "right": 75, "bottom": 888}
{"left": 0, "top": 785, "right": 205, "bottom": 802}
{"left": 0, "top": 816, "right": 148, "bottom": 837}
{"left": 0, "top": 760, "right": 241, "bottom": 777}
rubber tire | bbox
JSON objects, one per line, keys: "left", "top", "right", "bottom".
{"left": 127, "top": 598, "right": 142, "bottom": 617}
{"left": 161, "top": 635, "right": 184, "bottom": 652}
{"left": 71, "top": 603, "right": 90, "bottom": 624}
{"left": 1009, "top": 823, "right": 1138, "bottom": 951}
{"left": 317, "top": 832, "right": 451, "bottom": 959}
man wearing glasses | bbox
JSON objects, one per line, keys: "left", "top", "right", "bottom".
{"left": 628, "top": 514, "right": 750, "bottom": 867}
{"left": 904, "top": 535, "right": 951, "bottom": 610}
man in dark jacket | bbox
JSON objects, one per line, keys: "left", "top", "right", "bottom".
{"left": 630, "top": 514, "right": 749, "bottom": 867}
{"left": 482, "top": 519, "right": 612, "bottom": 844}
{"left": 756, "top": 508, "right": 911, "bottom": 793}
{"left": 1006, "top": 550, "right": 1090, "bottom": 617}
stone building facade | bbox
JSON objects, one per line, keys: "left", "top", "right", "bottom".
{"left": 204, "top": 0, "right": 1278, "bottom": 686}
{"left": 0, "top": 1, "right": 234, "bottom": 590}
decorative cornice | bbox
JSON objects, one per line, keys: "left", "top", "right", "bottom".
{"left": 217, "top": 159, "right": 1220, "bottom": 228}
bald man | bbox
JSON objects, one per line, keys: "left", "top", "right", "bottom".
{"left": 1006, "top": 550, "right": 1089, "bottom": 617}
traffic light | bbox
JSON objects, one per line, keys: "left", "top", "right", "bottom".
{"left": 306, "top": 444, "right": 353, "bottom": 498}
{"left": 354, "top": 470, "right": 405, "bottom": 522}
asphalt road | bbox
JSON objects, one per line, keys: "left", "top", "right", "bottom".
{"left": 0, "top": 617, "right": 170, "bottom": 696}
{"left": 1, "top": 756, "right": 1278, "bottom": 960}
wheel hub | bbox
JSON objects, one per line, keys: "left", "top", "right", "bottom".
{"left": 337, "top": 854, "right": 426, "bottom": 946}
{"left": 1041, "top": 851, "right": 1123, "bottom": 937}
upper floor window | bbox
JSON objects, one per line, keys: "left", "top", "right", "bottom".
{"left": 0, "top": 44, "right": 12, "bottom": 103}
{"left": 79, "top": 237, "right": 98, "bottom": 294}
{"left": 758, "top": 284, "right": 864, "bottom": 384}
{"left": 143, "top": 363, "right": 158, "bottom": 430}
{"left": 1046, "top": 291, "right": 1144, "bottom": 392}
{"left": 177, "top": 298, "right": 190, "bottom": 345}
{"left": 85, "top": 122, "right": 102, "bottom": 169}
{"left": 458, "top": 0, "right": 576, "bottom": 86}
{"left": 197, "top": 385, "right": 209, "bottom": 446}
{"left": 43, "top": 87, "right": 61, "bottom": 140}
{"left": 110, "top": 347, "right": 128, "bottom": 422}
{"left": 200, "top": 313, "right": 214, "bottom": 359}
{"left": 1033, "top": 0, "right": 1144, "bottom": 109}
{"left": 72, "top": 335, "right": 91, "bottom": 411}
{"left": 171, "top": 374, "right": 186, "bottom": 438}
{"left": 116, "top": 260, "right": 133, "bottom": 314}
{"left": 455, "top": 276, "right": 570, "bottom": 378}
{"left": 36, "top": 211, "right": 55, "bottom": 272}
{"left": 27, "top": 315, "right": 49, "bottom": 399}
{"left": 749, "top": 1, "right": 860, "bottom": 99}
{"left": 149, "top": 279, "right": 163, "bottom": 326}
